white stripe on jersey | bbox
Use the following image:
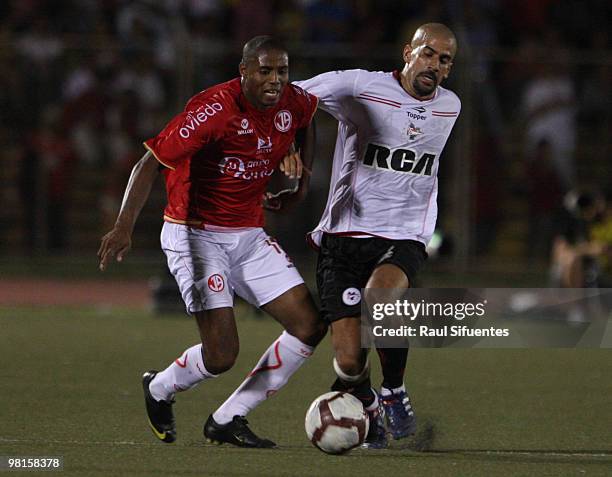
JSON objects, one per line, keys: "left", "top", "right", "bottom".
{"left": 294, "top": 69, "right": 461, "bottom": 247}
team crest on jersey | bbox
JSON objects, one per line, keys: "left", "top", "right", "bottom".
{"left": 274, "top": 110, "right": 292, "bottom": 132}
{"left": 241, "top": 118, "right": 249, "bottom": 129}
{"left": 407, "top": 123, "right": 423, "bottom": 141}
{"left": 207, "top": 274, "right": 225, "bottom": 292}
{"left": 342, "top": 287, "right": 361, "bottom": 306}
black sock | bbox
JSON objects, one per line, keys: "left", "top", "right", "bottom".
{"left": 330, "top": 377, "right": 375, "bottom": 408}
{"left": 377, "top": 347, "right": 408, "bottom": 390}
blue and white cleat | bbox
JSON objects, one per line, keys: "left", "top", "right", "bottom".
{"left": 380, "top": 387, "right": 416, "bottom": 440}
{"left": 361, "top": 394, "right": 388, "bottom": 449}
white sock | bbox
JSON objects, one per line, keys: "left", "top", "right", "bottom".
{"left": 333, "top": 357, "right": 370, "bottom": 384}
{"left": 380, "top": 383, "right": 406, "bottom": 396}
{"left": 149, "top": 344, "right": 217, "bottom": 402}
{"left": 365, "top": 391, "right": 380, "bottom": 413}
{"left": 212, "top": 331, "right": 313, "bottom": 424}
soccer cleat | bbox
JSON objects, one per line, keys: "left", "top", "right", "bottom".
{"left": 203, "top": 415, "right": 276, "bottom": 448}
{"left": 380, "top": 389, "right": 417, "bottom": 440}
{"left": 361, "top": 397, "right": 388, "bottom": 449}
{"left": 142, "top": 370, "right": 176, "bottom": 443}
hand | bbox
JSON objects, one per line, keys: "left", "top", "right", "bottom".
{"left": 262, "top": 188, "right": 306, "bottom": 213}
{"left": 97, "top": 226, "right": 132, "bottom": 271}
{"left": 279, "top": 144, "right": 303, "bottom": 179}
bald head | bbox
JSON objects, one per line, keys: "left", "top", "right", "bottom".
{"left": 411, "top": 23, "right": 457, "bottom": 56}
{"left": 400, "top": 23, "right": 457, "bottom": 100}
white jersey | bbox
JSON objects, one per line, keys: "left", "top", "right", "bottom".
{"left": 295, "top": 69, "right": 460, "bottom": 247}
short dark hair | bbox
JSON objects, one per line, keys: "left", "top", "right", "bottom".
{"left": 241, "top": 35, "right": 287, "bottom": 65}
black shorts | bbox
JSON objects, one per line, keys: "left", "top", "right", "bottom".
{"left": 316, "top": 234, "right": 427, "bottom": 323}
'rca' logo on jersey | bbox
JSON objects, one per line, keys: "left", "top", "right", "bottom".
{"left": 208, "top": 274, "right": 225, "bottom": 292}
{"left": 274, "top": 110, "right": 292, "bottom": 132}
{"left": 342, "top": 287, "right": 361, "bottom": 306}
{"left": 179, "top": 102, "right": 223, "bottom": 139}
{"left": 363, "top": 143, "right": 436, "bottom": 176}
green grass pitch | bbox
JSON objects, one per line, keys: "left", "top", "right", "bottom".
{"left": 1, "top": 305, "right": 611, "bottom": 476}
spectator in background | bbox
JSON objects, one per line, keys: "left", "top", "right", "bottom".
{"left": 526, "top": 139, "right": 564, "bottom": 259}
{"left": 521, "top": 30, "right": 576, "bottom": 190}
{"left": 472, "top": 128, "right": 503, "bottom": 256}
{"left": 551, "top": 189, "right": 607, "bottom": 288}
{"left": 19, "top": 105, "right": 76, "bottom": 252}
{"left": 62, "top": 66, "right": 109, "bottom": 166}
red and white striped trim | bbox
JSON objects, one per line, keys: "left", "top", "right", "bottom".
{"left": 432, "top": 111, "right": 458, "bottom": 117}
{"left": 357, "top": 92, "right": 401, "bottom": 108}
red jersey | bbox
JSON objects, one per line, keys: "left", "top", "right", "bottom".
{"left": 144, "top": 78, "right": 317, "bottom": 228}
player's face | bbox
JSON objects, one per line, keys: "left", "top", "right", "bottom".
{"left": 240, "top": 50, "right": 289, "bottom": 110}
{"left": 404, "top": 36, "right": 455, "bottom": 99}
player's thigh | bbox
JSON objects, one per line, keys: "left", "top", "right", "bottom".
{"left": 316, "top": 234, "right": 373, "bottom": 323}
{"left": 368, "top": 263, "right": 410, "bottom": 288}
{"left": 261, "top": 283, "right": 326, "bottom": 346}
{"left": 161, "top": 222, "right": 235, "bottom": 313}
{"left": 230, "top": 229, "right": 305, "bottom": 309}
{"left": 370, "top": 239, "right": 428, "bottom": 290}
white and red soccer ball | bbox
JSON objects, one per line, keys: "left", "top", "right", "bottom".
{"left": 305, "top": 391, "right": 369, "bottom": 454}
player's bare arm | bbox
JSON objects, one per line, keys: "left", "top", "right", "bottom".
{"left": 98, "top": 151, "right": 159, "bottom": 271}
{"left": 264, "top": 120, "right": 316, "bottom": 212}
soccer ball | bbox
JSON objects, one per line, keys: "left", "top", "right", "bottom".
{"left": 305, "top": 391, "right": 369, "bottom": 454}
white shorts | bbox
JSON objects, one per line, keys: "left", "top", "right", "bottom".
{"left": 160, "top": 222, "right": 304, "bottom": 313}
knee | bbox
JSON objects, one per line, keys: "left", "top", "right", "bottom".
{"left": 334, "top": 349, "right": 367, "bottom": 377}
{"left": 287, "top": 318, "right": 327, "bottom": 347}
{"left": 282, "top": 297, "right": 328, "bottom": 346}
{"left": 202, "top": 346, "right": 238, "bottom": 375}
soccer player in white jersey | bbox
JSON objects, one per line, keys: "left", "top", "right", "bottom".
{"left": 294, "top": 23, "right": 461, "bottom": 447}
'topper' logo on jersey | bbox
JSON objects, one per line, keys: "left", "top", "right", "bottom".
{"left": 363, "top": 143, "right": 436, "bottom": 176}
{"left": 274, "top": 110, "right": 292, "bottom": 132}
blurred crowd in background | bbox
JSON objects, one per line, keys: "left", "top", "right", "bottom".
{"left": 0, "top": 0, "right": 610, "bottom": 282}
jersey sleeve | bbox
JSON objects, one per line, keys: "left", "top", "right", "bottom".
{"left": 143, "top": 98, "right": 226, "bottom": 170}
{"left": 293, "top": 69, "right": 362, "bottom": 123}
{"left": 290, "top": 86, "right": 319, "bottom": 129}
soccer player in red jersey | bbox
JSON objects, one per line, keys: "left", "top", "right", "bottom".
{"left": 98, "top": 36, "right": 326, "bottom": 448}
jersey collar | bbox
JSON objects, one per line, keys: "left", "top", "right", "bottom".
{"left": 236, "top": 79, "right": 286, "bottom": 117}
{"left": 392, "top": 70, "right": 439, "bottom": 102}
